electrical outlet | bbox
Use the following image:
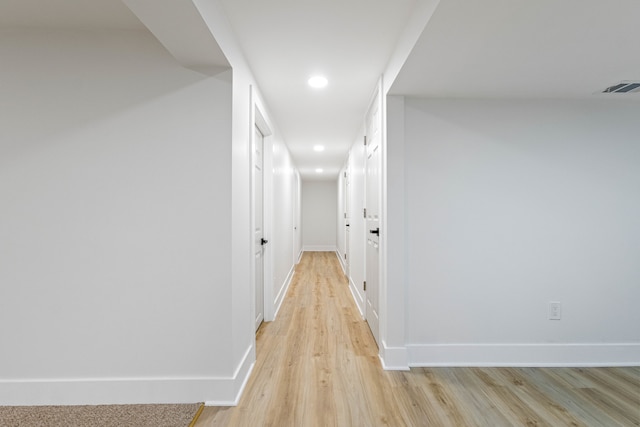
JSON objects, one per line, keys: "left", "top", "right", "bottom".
{"left": 548, "top": 302, "right": 562, "bottom": 320}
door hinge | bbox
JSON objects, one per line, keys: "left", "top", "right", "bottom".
{"left": 364, "top": 281, "right": 367, "bottom": 291}
{"left": 344, "top": 253, "right": 347, "bottom": 260}
{"left": 364, "top": 136, "right": 367, "bottom": 146}
{"left": 363, "top": 208, "right": 367, "bottom": 218}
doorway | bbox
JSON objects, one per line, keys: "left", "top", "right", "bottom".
{"left": 365, "top": 93, "right": 381, "bottom": 347}
{"left": 254, "top": 125, "right": 265, "bottom": 331}
{"left": 344, "top": 167, "right": 351, "bottom": 278}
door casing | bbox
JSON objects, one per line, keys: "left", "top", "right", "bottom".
{"left": 364, "top": 90, "right": 382, "bottom": 347}
{"left": 251, "top": 88, "right": 274, "bottom": 335}
{"left": 253, "top": 125, "right": 265, "bottom": 331}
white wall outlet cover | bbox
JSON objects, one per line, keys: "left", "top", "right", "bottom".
{"left": 548, "top": 302, "right": 562, "bottom": 320}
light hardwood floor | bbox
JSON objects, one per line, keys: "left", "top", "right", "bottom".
{"left": 195, "top": 251, "right": 640, "bottom": 426}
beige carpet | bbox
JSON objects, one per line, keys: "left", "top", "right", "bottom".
{"left": 0, "top": 403, "right": 202, "bottom": 427}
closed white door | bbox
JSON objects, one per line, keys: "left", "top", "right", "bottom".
{"left": 344, "top": 169, "right": 350, "bottom": 276}
{"left": 365, "top": 99, "right": 380, "bottom": 347}
{"left": 254, "top": 126, "right": 265, "bottom": 331}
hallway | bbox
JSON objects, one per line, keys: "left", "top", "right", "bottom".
{"left": 194, "top": 252, "right": 640, "bottom": 426}
{"left": 195, "top": 251, "right": 391, "bottom": 425}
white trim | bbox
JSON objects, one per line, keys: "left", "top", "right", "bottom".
{"left": 297, "top": 249, "right": 303, "bottom": 263}
{"left": 336, "top": 250, "right": 347, "bottom": 274}
{"left": 249, "top": 86, "right": 258, "bottom": 334}
{"left": 254, "top": 99, "right": 274, "bottom": 323}
{"left": 0, "top": 378, "right": 230, "bottom": 406}
{"left": 379, "top": 339, "right": 409, "bottom": 371}
{"left": 273, "top": 264, "right": 295, "bottom": 319}
{"left": 0, "top": 346, "right": 256, "bottom": 406}
{"left": 348, "top": 277, "right": 365, "bottom": 319}
{"left": 364, "top": 79, "right": 384, "bottom": 351}
{"left": 408, "top": 343, "right": 640, "bottom": 367}
{"left": 303, "top": 245, "right": 336, "bottom": 252}
{"left": 206, "top": 344, "right": 255, "bottom": 406}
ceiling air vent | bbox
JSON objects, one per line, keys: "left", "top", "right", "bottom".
{"left": 602, "top": 81, "right": 640, "bottom": 94}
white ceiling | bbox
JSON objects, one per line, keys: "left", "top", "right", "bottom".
{"left": 391, "top": 0, "right": 640, "bottom": 100}
{"left": 217, "top": 0, "right": 417, "bottom": 179}
{"left": 3, "top": 0, "right": 638, "bottom": 180}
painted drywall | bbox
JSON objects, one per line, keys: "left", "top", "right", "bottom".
{"left": 383, "top": 0, "right": 440, "bottom": 95}
{"left": 403, "top": 98, "right": 640, "bottom": 365}
{"left": 382, "top": 94, "right": 408, "bottom": 368}
{"left": 193, "top": 1, "right": 286, "bottom": 401}
{"left": 301, "top": 181, "right": 338, "bottom": 251}
{"left": 271, "top": 135, "right": 298, "bottom": 312}
{"left": 0, "top": 29, "right": 233, "bottom": 403}
{"left": 195, "top": 0, "right": 300, "bottom": 391}
{"left": 377, "top": 0, "right": 442, "bottom": 370}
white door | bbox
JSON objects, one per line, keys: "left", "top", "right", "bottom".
{"left": 344, "top": 169, "right": 350, "bottom": 277}
{"left": 293, "top": 173, "right": 301, "bottom": 263}
{"left": 254, "top": 126, "right": 265, "bottom": 331}
{"left": 365, "top": 98, "right": 381, "bottom": 347}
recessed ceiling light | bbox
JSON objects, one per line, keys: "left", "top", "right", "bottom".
{"left": 313, "top": 145, "right": 325, "bottom": 152}
{"left": 315, "top": 168, "right": 324, "bottom": 173}
{"left": 308, "top": 75, "right": 328, "bottom": 89}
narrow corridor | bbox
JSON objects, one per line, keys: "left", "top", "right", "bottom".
{"left": 195, "top": 251, "right": 393, "bottom": 425}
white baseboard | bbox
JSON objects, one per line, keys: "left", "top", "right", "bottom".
{"left": 303, "top": 245, "right": 336, "bottom": 252}
{"left": 408, "top": 343, "right": 640, "bottom": 367}
{"left": 348, "top": 277, "right": 364, "bottom": 318}
{"left": 0, "top": 346, "right": 256, "bottom": 406}
{"left": 336, "top": 250, "right": 347, "bottom": 274}
{"left": 206, "top": 345, "right": 254, "bottom": 406}
{"left": 273, "top": 264, "right": 295, "bottom": 320}
{"left": 380, "top": 340, "right": 409, "bottom": 371}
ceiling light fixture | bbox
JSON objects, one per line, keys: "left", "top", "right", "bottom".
{"left": 308, "top": 75, "right": 328, "bottom": 89}
{"left": 313, "top": 145, "right": 325, "bottom": 152}
{"left": 315, "top": 168, "right": 324, "bottom": 173}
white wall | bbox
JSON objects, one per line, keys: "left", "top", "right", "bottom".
{"left": 382, "top": 94, "right": 409, "bottom": 368}
{"left": 0, "top": 29, "right": 234, "bottom": 404}
{"left": 403, "top": 98, "right": 640, "bottom": 365}
{"left": 195, "top": 0, "right": 297, "bottom": 402}
{"left": 271, "top": 135, "right": 298, "bottom": 314}
{"left": 302, "top": 180, "right": 337, "bottom": 251}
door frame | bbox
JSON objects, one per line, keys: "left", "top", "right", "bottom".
{"left": 250, "top": 87, "right": 274, "bottom": 329}
{"left": 253, "top": 125, "right": 265, "bottom": 331}
{"left": 344, "top": 165, "right": 350, "bottom": 278}
{"left": 364, "top": 86, "right": 382, "bottom": 347}
{"left": 379, "top": 82, "right": 409, "bottom": 369}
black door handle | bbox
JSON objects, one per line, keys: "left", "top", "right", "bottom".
{"left": 261, "top": 238, "right": 269, "bottom": 245}
{"left": 369, "top": 228, "right": 379, "bottom": 236}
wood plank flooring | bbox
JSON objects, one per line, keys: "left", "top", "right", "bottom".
{"left": 195, "top": 251, "right": 640, "bottom": 426}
